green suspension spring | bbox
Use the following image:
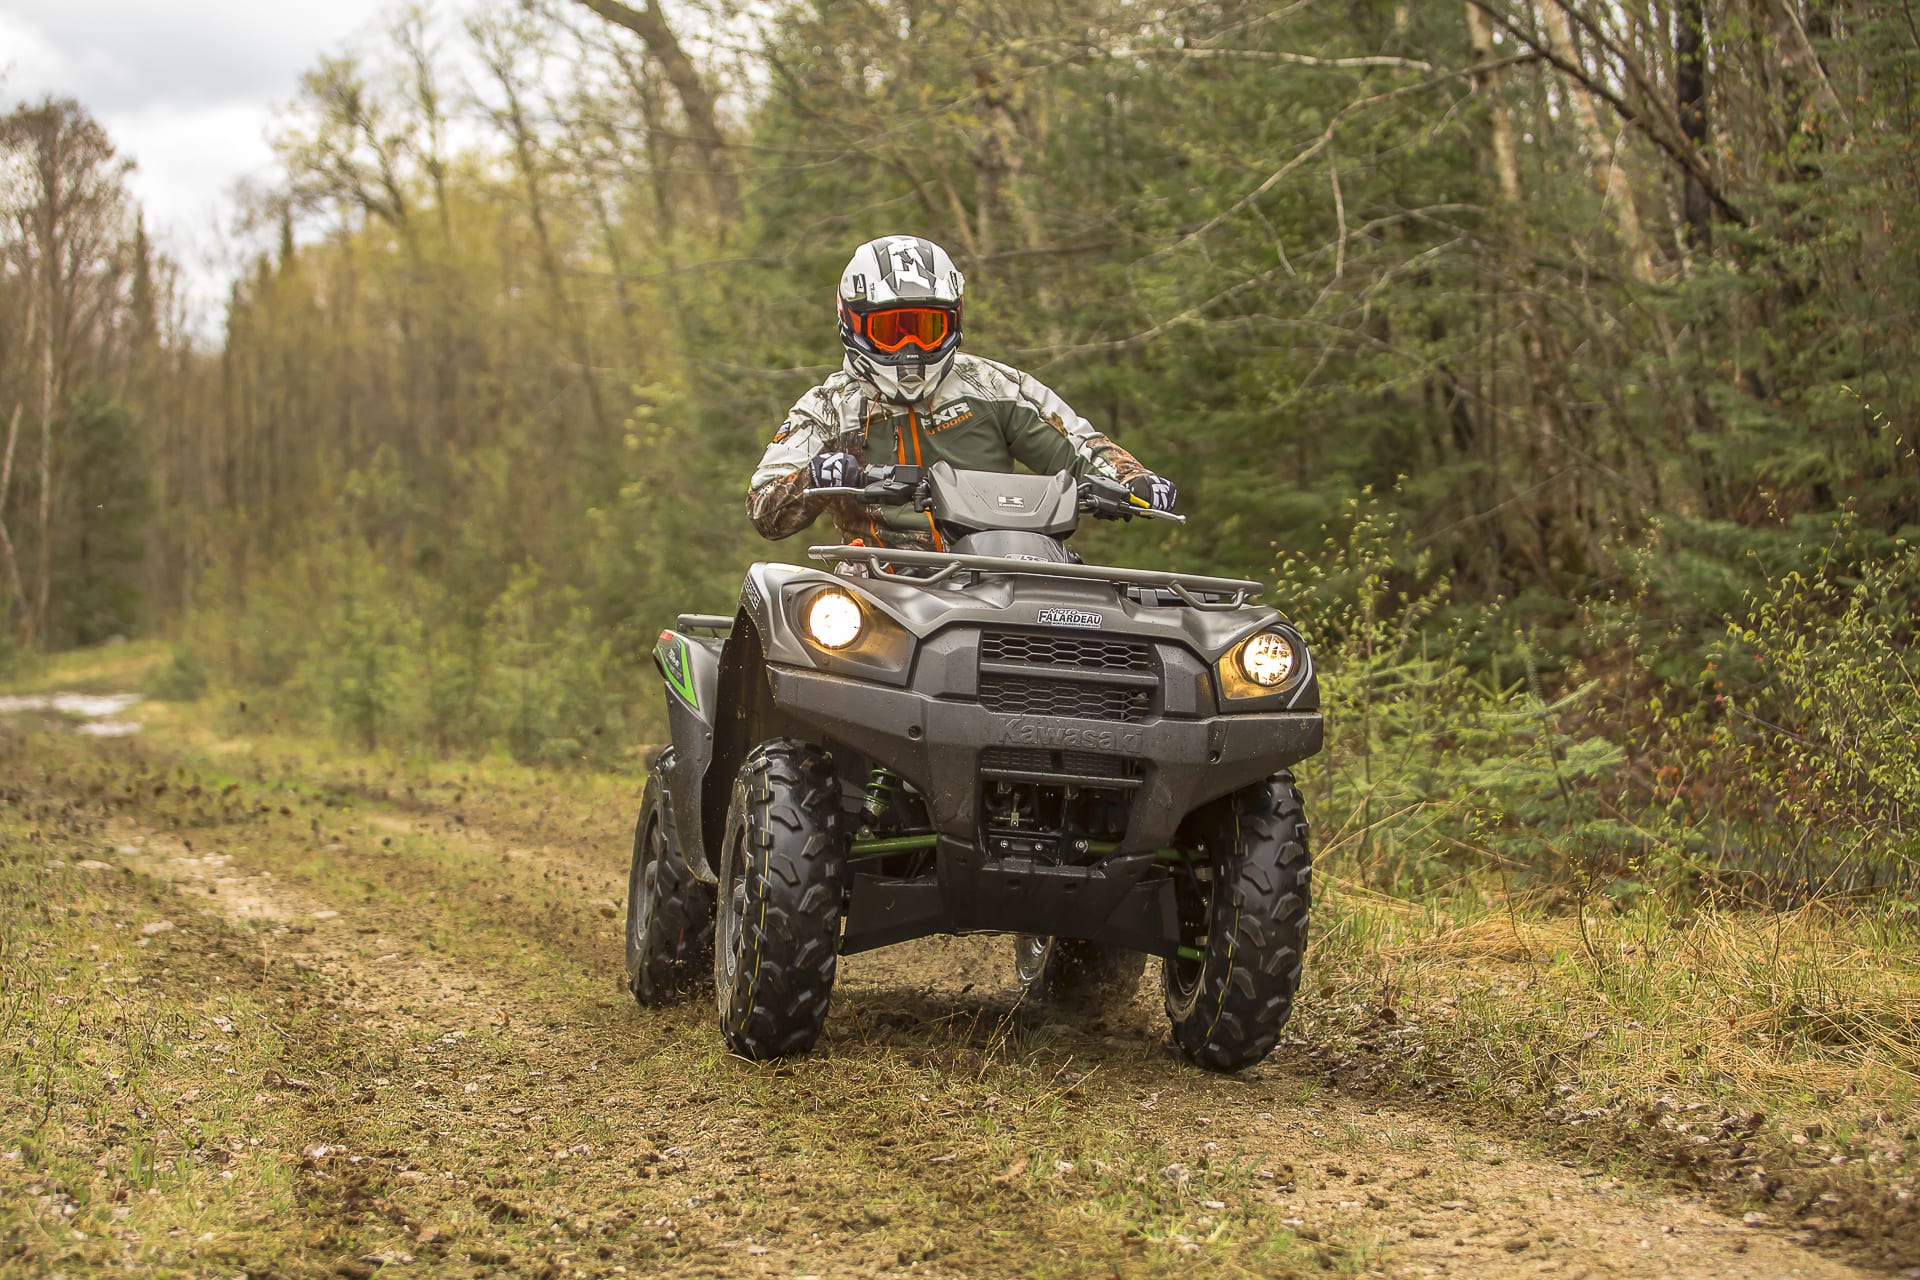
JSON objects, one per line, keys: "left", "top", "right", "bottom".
{"left": 863, "top": 767, "right": 903, "bottom": 821}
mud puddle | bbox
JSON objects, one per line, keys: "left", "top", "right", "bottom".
{"left": 0, "top": 689, "right": 144, "bottom": 735}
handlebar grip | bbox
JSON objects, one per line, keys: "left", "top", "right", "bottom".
{"left": 809, "top": 478, "right": 918, "bottom": 506}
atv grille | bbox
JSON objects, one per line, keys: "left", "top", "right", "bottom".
{"left": 980, "top": 629, "right": 1153, "bottom": 673}
{"left": 981, "top": 747, "right": 1140, "bottom": 779}
{"left": 978, "top": 675, "right": 1150, "bottom": 723}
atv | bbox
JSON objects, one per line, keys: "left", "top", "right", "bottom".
{"left": 624, "top": 462, "right": 1322, "bottom": 1071}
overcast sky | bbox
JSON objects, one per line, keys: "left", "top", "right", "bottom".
{"left": 2, "top": 0, "right": 397, "bottom": 327}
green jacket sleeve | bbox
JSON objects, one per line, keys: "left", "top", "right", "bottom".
{"left": 990, "top": 362, "right": 1152, "bottom": 485}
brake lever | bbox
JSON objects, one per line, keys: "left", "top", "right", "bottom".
{"left": 810, "top": 484, "right": 915, "bottom": 506}
{"left": 1130, "top": 502, "right": 1188, "bottom": 524}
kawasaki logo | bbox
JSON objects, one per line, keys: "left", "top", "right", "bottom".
{"left": 1037, "top": 607, "right": 1103, "bottom": 628}
{"left": 1003, "top": 720, "right": 1144, "bottom": 752}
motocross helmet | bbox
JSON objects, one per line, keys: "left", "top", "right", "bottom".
{"left": 838, "top": 235, "right": 965, "bottom": 404}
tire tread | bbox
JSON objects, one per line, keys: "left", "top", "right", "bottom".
{"left": 717, "top": 740, "right": 845, "bottom": 1059}
{"left": 1164, "top": 771, "right": 1312, "bottom": 1072}
{"left": 626, "top": 759, "right": 716, "bottom": 1006}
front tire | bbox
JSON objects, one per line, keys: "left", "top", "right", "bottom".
{"left": 625, "top": 754, "right": 715, "bottom": 1005}
{"left": 714, "top": 740, "right": 847, "bottom": 1059}
{"left": 1163, "top": 772, "right": 1311, "bottom": 1072}
{"left": 1014, "top": 936, "right": 1147, "bottom": 1019}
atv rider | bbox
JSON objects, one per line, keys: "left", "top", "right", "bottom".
{"left": 747, "top": 235, "right": 1179, "bottom": 551}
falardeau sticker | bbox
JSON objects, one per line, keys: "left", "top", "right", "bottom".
{"left": 1036, "top": 607, "right": 1104, "bottom": 628}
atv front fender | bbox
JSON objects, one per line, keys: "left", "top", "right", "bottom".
{"left": 652, "top": 628, "right": 721, "bottom": 879}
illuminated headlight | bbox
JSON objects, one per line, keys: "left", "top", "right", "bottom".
{"left": 804, "top": 590, "right": 865, "bottom": 649}
{"left": 1236, "top": 632, "right": 1297, "bottom": 688}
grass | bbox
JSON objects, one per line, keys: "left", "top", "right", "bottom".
{"left": 1316, "top": 878, "right": 1920, "bottom": 1110}
{"left": 0, "top": 809, "right": 317, "bottom": 1273}
{"left": 0, "top": 637, "right": 170, "bottom": 695}
{"left": 1305, "top": 877, "right": 1920, "bottom": 1254}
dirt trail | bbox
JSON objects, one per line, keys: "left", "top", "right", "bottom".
{"left": 6, "top": 724, "right": 1892, "bottom": 1278}
{"left": 108, "top": 809, "right": 1873, "bottom": 1274}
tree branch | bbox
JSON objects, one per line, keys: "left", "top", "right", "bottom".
{"left": 1149, "top": 55, "right": 1537, "bottom": 261}
{"left": 1469, "top": 0, "right": 1747, "bottom": 225}
{"left": 570, "top": 0, "right": 737, "bottom": 215}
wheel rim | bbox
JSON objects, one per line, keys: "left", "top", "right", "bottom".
{"left": 716, "top": 829, "right": 747, "bottom": 1020}
{"left": 1013, "top": 935, "right": 1052, "bottom": 989}
{"left": 630, "top": 820, "right": 661, "bottom": 954}
{"left": 1167, "top": 859, "right": 1213, "bottom": 1007}
{"left": 625, "top": 819, "right": 653, "bottom": 989}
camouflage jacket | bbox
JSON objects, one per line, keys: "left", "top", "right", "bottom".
{"left": 746, "top": 353, "right": 1151, "bottom": 550}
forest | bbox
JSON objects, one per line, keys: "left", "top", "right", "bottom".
{"left": 1, "top": 0, "right": 1915, "bottom": 899}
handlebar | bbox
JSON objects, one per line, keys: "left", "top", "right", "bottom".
{"left": 812, "top": 464, "right": 1185, "bottom": 524}
{"left": 808, "top": 463, "right": 928, "bottom": 508}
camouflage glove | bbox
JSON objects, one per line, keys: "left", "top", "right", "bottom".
{"left": 1127, "top": 474, "right": 1179, "bottom": 512}
{"left": 808, "top": 452, "right": 862, "bottom": 490}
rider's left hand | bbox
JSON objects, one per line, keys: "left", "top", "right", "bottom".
{"left": 1127, "top": 474, "right": 1179, "bottom": 512}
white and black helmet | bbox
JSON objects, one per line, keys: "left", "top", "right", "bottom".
{"left": 837, "top": 235, "right": 965, "bottom": 403}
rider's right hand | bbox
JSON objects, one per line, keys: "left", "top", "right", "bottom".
{"left": 808, "top": 451, "right": 862, "bottom": 490}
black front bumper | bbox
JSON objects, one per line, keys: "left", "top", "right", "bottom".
{"left": 765, "top": 664, "right": 1323, "bottom": 954}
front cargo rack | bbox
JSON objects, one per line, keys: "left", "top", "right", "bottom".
{"left": 807, "top": 545, "right": 1262, "bottom": 610}
{"left": 674, "top": 613, "right": 734, "bottom": 635}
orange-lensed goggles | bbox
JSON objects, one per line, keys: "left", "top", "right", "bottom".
{"left": 853, "top": 305, "right": 954, "bottom": 353}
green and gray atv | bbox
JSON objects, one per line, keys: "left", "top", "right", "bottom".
{"left": 623, "top": 463, "right": 1322, "bottom": 1071}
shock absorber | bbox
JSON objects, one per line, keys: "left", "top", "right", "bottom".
{"left": 863, "top": 767, "right": 903, "bottom": 826}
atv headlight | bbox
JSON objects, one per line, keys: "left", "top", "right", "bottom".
{"left": 804, "top": 589, "right": 864, "bottom": 649}
{"left": 1217, "top": 627, "right": 1308, "bottom": 703}
{"left": 1236, "top": 632, "right": 1297, "bottom": 687}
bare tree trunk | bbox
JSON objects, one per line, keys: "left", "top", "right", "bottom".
{"left": 1465, "top": 3, "right": 1524, "bottom": 205}
{"left": 1675, "top": 0, "right": 1713, "bottom": 249}
{"left": 396, "top": 8, "right": 455, "bottom": 243}
{"left": 588, "top": 176, "right": 643, "bottom": 357}
{"left": 973, "top": 57, "right": 1060, "bottom": 334}
{"left": 478, "top": 26, "right": 610, "bottom": 445}
{"left": 0, "top": 402, "right": 28, "bottom": 636}
{"left": 1541, "top": 0, "right": 1657, "bottom": 282}
{"left": 571, "top": 0, "right": 738, "bottom": 218}
{"left": 1467, "top": 1, "right": 1609, "bottom": 574}
{"left": 34, "top": 229, "right": 56, "bottom": 648}
{"left": 1473, "top": 0, "right": 1743, "bottom": 225}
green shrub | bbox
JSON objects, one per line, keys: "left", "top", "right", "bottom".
{"left": 1277, "top": 492, "right": 1632, "bottom": 893}
{"left": 1707, "top": 526, "right": 1920, "bottom": 893}
{"left": 318, "top": 579, "right": 416, "bottom": 753}
{"left": 143, "top": 648, "right": 210, "bottom": 702}
{"left": 482, "top": 569, "right": 628, "bottom": 769}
